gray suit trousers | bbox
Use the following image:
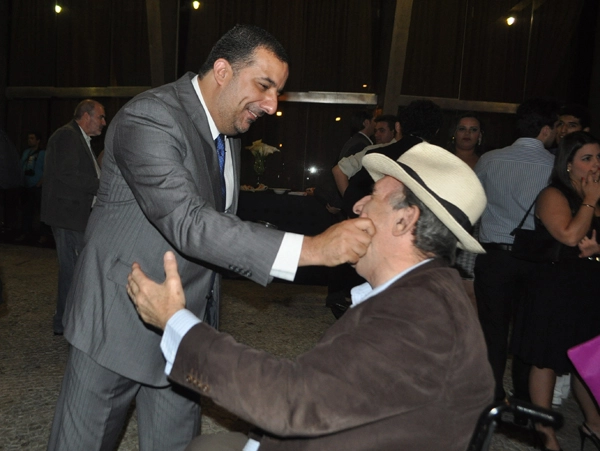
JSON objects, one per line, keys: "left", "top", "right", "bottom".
{"left": 48, "top": 346, "right": 200, "bottom": 451}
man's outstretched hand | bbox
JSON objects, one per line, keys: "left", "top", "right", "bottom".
{"left": 127, "top": 251, "right": 186, "bottom": 330}
{"left": 299, "top": 217, "right": 374, "bottom": 267}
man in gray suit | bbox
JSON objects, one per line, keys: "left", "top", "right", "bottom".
{"left": 41, "top": 99, "right": 106, "bottom": 335}
{"left": 48, "top": 25, "right": 374, "bottom": 451}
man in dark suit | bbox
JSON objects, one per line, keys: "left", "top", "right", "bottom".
{"left": 337, "top": 109, "right": 375, "bottom": 160}
{"left": 128, "top": 142, "right": 494, "bottom": 451}
{"left": 48, "top": 25, "right": 374, "bottom": 451}
{"left": 41, "top": 99, "right": 105, "bottom": 335}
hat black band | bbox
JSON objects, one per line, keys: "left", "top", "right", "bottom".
{"left": 397, "top": 162, "right": 473, "bottom": 233}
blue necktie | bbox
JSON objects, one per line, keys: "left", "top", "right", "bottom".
{"left": 215, "top": 134, "right": 226, "bottom": 204}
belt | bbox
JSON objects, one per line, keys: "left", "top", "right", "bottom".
{"left": 481, "top": 242, "right": 513, "bottom": 252}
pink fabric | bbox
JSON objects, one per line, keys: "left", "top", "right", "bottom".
{"left": 568, "top": 334, "right": 600, "bottom": 404}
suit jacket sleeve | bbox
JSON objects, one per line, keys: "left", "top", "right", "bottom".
{"left": 111, "top": 96, "right": 284, "bottom": 285}
{"left": 169, "top": 284, "right": 461, "bottom": 437}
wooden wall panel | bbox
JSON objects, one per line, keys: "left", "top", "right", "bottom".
{"left": 180, "top": 0, "right": 375, "bottom": 93}
{"left": 8, "top": 0, "right": 57, "bottom": 86}
{"left": 401, "top": 0, "right": 466, "bottom": 98}
{"left": 459, "top": 1, "right": 530, "bottom": 103}
{"left": 525, "top": 0, "right": 585, "bottom": 100}
{"left": 4, "top": 0, "right": 596, "bottom": 183}
{"left": 54, "top": 0, "right": 112, "bottom": 87}
{"left": 401, "top": 0, "right": 587, "bottom": 105}
{"left": 110, "top": 0, "right": 151, "bottom": 86}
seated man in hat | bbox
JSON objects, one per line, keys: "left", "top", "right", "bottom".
{"left": 127, "top": 142, "right": 494, "bottom": 451}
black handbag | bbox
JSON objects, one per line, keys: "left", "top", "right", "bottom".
{"left": 510, "top": 199, "right": 562, "bottom": 263}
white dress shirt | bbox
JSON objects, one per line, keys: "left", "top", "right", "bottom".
{"left": 191, "top": 76, "right": 303, "bottom": 281}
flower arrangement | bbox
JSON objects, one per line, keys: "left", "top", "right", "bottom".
{"left": 245, "top": 140, "right": 279, "bottom": 182}
{"left": 245, "top": 139, "right": 279, "bottom": 158}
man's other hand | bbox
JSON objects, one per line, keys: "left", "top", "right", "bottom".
{"left": 127, "top": 251, "right": 186, "bottom": 330}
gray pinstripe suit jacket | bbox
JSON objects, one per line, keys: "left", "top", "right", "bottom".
{"left": 64, "top": 72, "right": 285, "bottom": 386}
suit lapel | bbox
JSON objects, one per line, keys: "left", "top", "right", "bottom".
{"left": 69, "top": 120, "right": 97, "bottom": 174}
{"left": 229, "top": 137, "right": 241, "bottom": 213}
{"left": 175, "top": 72, "right": 224, "bottom": 211}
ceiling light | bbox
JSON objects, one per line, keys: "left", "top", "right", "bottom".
{"left": 506, "top": 16, "right": 515, "bottom": 26}
{"left": 192, "top": 1, "right": 200, "bottom": 10}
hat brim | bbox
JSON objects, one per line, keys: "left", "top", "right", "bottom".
{"left": 363, "top": 153, "right": 485, "bottom": 254}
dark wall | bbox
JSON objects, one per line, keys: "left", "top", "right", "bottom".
{"left": 402, "top": 0, "right": 590, "bottom": 104}
{"left": 4, "top": 0, "right": 392, "bottom": 190}
{"left": 2, "top": 0, "right": 598, "bottom": 189}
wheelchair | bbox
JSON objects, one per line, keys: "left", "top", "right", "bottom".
{"left": 467, "top": 399, "right": 564, "bottom": 451}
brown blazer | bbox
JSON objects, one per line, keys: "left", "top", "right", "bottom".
{"left": 170, "top": 259, "right": 494, "bottom": 450}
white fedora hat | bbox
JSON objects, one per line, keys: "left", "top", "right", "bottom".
{"left": 362, "top": 142, "right": 487, "bottom": 253}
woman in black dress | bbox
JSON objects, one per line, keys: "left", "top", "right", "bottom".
{"left": 512, "top": 131, "right": 600, "bottom": 451}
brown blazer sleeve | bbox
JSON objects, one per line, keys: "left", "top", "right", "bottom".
{"left": 169, "top": 271, "right": 481, "bottom": 438}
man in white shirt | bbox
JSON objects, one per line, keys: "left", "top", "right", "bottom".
{"left": 333, "top": 114, "right": 401, "bottom": 196}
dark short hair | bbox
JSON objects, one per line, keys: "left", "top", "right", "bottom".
{"left": 28, "top": 131, "right": 42, "bottom": 141}
{"left": 390, "top": 185, "right": 457, "bottom": 264}
{"left": 374, "top": 114, "right": 398, "bottom": 132}
{"left": 516, "top": 98, "right": 560, "bottom": 138}
{"left": 559, "top": 103, "right": 591, "bottom": 130}
{"left": 398, "top": 100, "right": 443, "bottom": 142}
{"left": 551, "top": 131, "right": 600, "bottom": 207}
{"left": 350, "top": 109, "right": 374, "bottom": 134}
{"left": 198, "top": 24, "right": 288, "bottom": 78}
{"left": 73, "top": 99, "right": 101, "bottom": 120}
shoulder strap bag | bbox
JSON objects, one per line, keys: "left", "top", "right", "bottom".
{"left": 509, "top": 197, "right": 562, "bottom": 263}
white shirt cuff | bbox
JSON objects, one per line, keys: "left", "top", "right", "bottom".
{"left": 243, "top": 438, "right": 261, "bottom": 451}
{"left": 338, "top": 156, "right": 360, "bottom": 178}
{"left": 269, "top": 232, "right": 303, "bottom": 281}
{"left": 160, "top": 309, "right": 201, "bottom": 375}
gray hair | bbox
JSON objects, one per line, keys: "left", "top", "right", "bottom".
{"left": 73, "top": 99, "right": 101, "bottom": 120}
{"left": 390, "top": 186, "right": 457, "bottom": 264}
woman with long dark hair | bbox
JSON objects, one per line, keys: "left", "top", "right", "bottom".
{"left": 511, "top": 131, "right": 600, "bottom": 451}
{"left": 447, "top": 112, "right": 484, "bottom": 169}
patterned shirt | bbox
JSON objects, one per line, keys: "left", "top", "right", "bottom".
{"left": 475, "top": 137, "right": 554, "bottom": 244}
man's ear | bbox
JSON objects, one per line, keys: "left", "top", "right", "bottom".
{"left": 392, "top": 205, "right": 420, "bottom": 236}
{"left": 213, "top": 58, "right": 232, "bottom": 86}
{"left": 584, "top": 126, "right": 591, "bottom": 132}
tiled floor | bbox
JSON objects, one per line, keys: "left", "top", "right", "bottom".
{"left": 0, "top": 243, "right": 591, "bottom": 450}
